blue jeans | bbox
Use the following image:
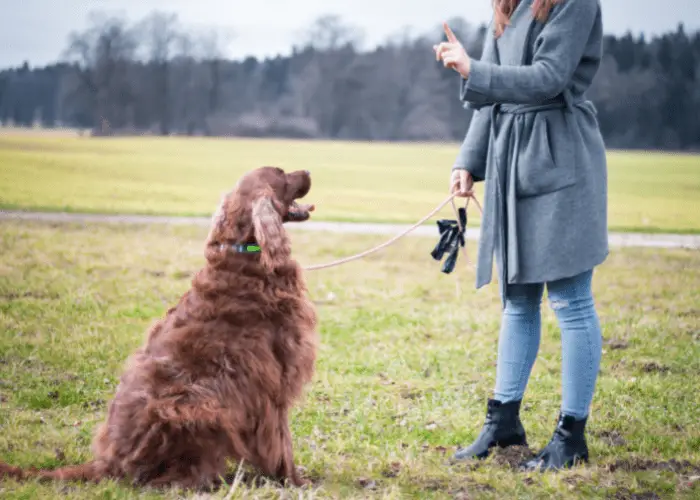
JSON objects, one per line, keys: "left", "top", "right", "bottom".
{"left": 494, "top": 269, "right": 602, "bottom": 419}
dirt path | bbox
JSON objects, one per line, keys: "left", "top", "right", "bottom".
{"left": 1, "top": 210, "right": 699, "bottom": 249}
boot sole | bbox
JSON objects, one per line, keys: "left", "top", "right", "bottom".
{"left": 452, "top": 434, "right": 528, "bottom": 462}
{"left": 520, "top": 453, "right": 589, "bottom": 472}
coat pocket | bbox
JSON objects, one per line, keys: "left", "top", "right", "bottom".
{"left": 515, "top": 111, "right": 577, "bottom": 198}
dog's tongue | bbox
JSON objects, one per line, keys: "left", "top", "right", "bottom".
{"left": 297, "top": 203, "right": 315, "bottom": 213}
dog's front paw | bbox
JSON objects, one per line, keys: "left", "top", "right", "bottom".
{"left": 289, "top": 467, "right": 311, "bottom": 488}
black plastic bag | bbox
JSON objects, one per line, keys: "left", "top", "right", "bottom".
{"left": 430, "top": 207, "right": 467, "bottom": 274}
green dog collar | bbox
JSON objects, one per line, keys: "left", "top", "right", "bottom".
{"left": 220, "top": 243, "right": 261, "bottom": 253}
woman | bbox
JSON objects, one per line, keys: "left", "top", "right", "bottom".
{"left": 434, "top": 0, "right": 608, "bottom": 470}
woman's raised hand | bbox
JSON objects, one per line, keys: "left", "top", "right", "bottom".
{"left": 433, "top": 23, "right": 471, "bottom": 78}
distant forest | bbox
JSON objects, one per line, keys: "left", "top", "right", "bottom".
{"left": 1, "top": 12, "right": 699, "bottom": 150}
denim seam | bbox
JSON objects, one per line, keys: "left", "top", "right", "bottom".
{"left": 580, "top": 309, "right": 600, "bottom": 418}
{"left": 515, "top": 324, "right": 535, "bottom": 399}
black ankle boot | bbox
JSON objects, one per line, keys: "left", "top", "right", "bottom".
{"left": 521, "top": 414, "right": 589, "bottom": 471}
{"left": 452, "top": 399, "right": 528, "bottom": 461}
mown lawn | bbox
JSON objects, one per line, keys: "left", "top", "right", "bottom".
{"left": 0, "top": 220, "right": 698, "bottom": 499}
{"left": 1, "top": 134, "right": 700, "bottom": 233}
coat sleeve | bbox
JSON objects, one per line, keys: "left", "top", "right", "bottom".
{"left": 461, "top": 0, "right": 600, "bottom": 105}
{"left": 452, "top": 108, "right": 490, "bottom": 182}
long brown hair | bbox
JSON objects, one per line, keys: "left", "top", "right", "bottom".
{"left": 493, "top": 0, "right": 562, "bottom": 37}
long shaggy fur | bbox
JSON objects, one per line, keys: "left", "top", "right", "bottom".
{"left": 0, "top": 166, "right": 317, "bottom": 490}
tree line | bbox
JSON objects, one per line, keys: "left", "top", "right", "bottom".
{"left": 1, "top": 12, "right": 699, "bottom": 150}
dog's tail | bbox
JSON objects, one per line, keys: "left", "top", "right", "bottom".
{"left": 0, "top": 460, "right": 102, "bottom": 483}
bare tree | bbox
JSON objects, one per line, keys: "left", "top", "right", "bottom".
{"left": 137, "top": 12, "right": 182, "bottom": 135}
{"left": 63, "top": 12, "right": 138, "bottom": 135}
{"left": 197, "top": 28, "right": 235, "bottom": 132}
{"left": 280, "top": 16, "right": 366, "bottom": 137}
{"left": 300, "top": 14, "right": 364, "bottom": 51}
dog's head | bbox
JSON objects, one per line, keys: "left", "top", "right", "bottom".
{"left": 206, "top": 166, "right": 314, "bottom": 271}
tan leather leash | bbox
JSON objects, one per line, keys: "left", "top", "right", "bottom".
{"left": 303, "top": 192, "right": 483, "bottom": 272}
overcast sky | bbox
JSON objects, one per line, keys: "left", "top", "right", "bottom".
{"left": 1, "top": 0, "right": 698, "bottom": 68}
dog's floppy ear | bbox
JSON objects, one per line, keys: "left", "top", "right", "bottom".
{"left": 252, "top": 193, "right": 291, "bottom": 271}
{"left": 205, "top": 190, "right": 231, "bottom": 247}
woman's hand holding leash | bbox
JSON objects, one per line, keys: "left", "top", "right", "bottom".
{"left": 450, "top": 169, "right": 474, "bottom": 198}
{"left": 433, "top": 23, "right": 471, "bottom": 78}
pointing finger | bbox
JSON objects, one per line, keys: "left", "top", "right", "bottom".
{"left": 443, "top": 22, "right": 458, "bottom": 43}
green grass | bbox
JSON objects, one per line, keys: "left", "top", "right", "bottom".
{"left": 0, "top": 220, "right": 698, "bottom": 498}
{"left": 1, "top": 134, "right": 700, "bottom": 233}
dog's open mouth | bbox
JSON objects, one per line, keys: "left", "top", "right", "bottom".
{"left": 286, "top": 201, "right": 315, "bottom": 222}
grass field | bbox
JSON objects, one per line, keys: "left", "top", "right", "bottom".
{"left": 0, "top": 221, "right": 698, "bottom": 499}
{"left": 1, "top": 134, "right": 700, "bottom": 233}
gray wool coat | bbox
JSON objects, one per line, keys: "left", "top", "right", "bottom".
{"left": 453, "top": 0, "right": 609, "bottom": 303}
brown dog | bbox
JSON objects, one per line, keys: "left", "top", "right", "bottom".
{"left": 0, "top": 166, "right": 318, "bottom": 489}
